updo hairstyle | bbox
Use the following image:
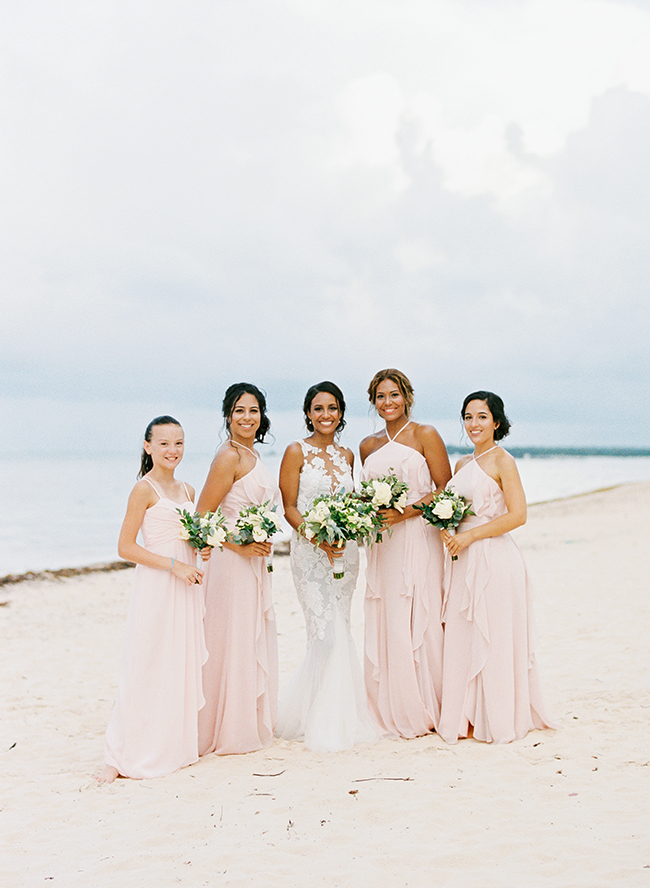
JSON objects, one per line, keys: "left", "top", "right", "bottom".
{"left": 461, "top": 391, "right": 511, "bottom": 441}
{"left": 367, "top": 368, "right": 415, "bottom": 419}
{"left": 303, "top": 381, "right": 347, "bottom": 434}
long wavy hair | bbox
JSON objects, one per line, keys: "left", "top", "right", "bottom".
{"left": 222, "top": 382, "right": 271, "bottom": 443}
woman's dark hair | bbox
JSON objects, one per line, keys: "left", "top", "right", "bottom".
{"left": 367, "top": 368, "right": 415, "bottom": 418}
{"left": 139, "top": 415, "right": 182, "bottom": 478}
{"left": 222, "top": 382, "right": 271, "bottom": 443}
{"left": 461, "top": 391, "right": 511, "bottom": 441}
{"left": 303, "top": 381, "right": 347, "bottom": 433}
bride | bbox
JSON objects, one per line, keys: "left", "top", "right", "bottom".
{"left": 275, "top": 381, "right": 378, "bottom": 751}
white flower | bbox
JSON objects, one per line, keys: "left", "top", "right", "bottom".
{"left": 372, "top": 481, "right": 393, "bottom": 507}
{"left": 264, "top": 510, "right": 278, "bottom": 526}
{"left": 199, "top": 516, "right": 210, "bottom": 528}
{"left": 313, "top": 500, "right": 331, "bottom": 521}
{"left": 433, "top": 500, "right": 454, "bottom": 520}
{"left": 394, "top": 491, "right": 408, "bottom": 513}
{"left": 304, "top": 526, "right": 315, "bottom": 541}
{"left": 179, "top": 526, "right": 191, "bottom": 540}
{"left": 252, "top": 526, "right": 268, "bottom": 542}
{"left": 207, "top": 527, "right": 227, "bottom": 546}
{"left": 247, "top": 512, "right": 264, "bottom": 527}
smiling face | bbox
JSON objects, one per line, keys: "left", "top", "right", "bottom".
{"left": 307, "top": 391, "right": 342, "bottom": 437}
{"left": 374, "top": 378, "right": 407, "bottom": 423}
{"left": 228, "top": 392, "right": 261, "bottom": 441}
{"left": 463, "top": 399, "right": 499, "bottom": 448}
{"left": 143, "top": 423, "right": 184, "bottom": 470}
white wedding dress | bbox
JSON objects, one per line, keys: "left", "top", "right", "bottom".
{"left": 276, "top": 441, "right": 379, "bottom": 751}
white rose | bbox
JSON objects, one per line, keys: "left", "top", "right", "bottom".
{"left": 207, "top": 527, "right": 227, "bottom": 546}
{"left": 248, "top": 513, "right": 264, "bottom": 527}
{"left": 303, "top": 526, "right": 315, "bottom": 541}
{"left": 179, "top": 526, "right": 191, "bottom": 540}
{"left": 199, "top": 516, "right": 210, "bottom": 528}
{"left": 252, "top": 526, "right": 268, "bottom": 542}
{"left": 372, "top": 481, "right": 393, "bottom": 507}
{"left": 313, "top": 501, "right": 330, "bottom": 521}
{"left": 432, "top": 500, "right": 454, "bottom": 520}
{"left": 264, "top": 511, "right": 278, "bottom": 526}
{"left": 395, "top": 492, "right": 408, "bottom": 513}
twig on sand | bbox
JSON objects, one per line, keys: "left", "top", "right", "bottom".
{"left": 352, "top": 777, "right": 413, "bottom": 782}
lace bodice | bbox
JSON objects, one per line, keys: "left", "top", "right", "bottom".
{"left": 290, "top": 439, "right": 359, "bottom": 643}
{"left": 295, "top": 440, "right": 353, "bottom": 512}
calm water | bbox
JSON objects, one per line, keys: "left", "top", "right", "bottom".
{"left": 2, "top": 450, "right": 650, "bottom": 576}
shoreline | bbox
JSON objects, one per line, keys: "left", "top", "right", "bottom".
{"left": 0, "top": 479, "right": 641, "bottom": 587}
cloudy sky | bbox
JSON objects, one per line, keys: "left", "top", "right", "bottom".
{"left": 2, "top": 0, "right": 650, "bottom": 451}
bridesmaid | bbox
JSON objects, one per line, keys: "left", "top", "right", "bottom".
{"left": 437, "top": 391, "right": 557, "bottom": 743}
{"left": 360, "top": 369, "right": 451, "bottom": 738}
{"left": 97, "top": 416, "right": 206, "bottom": 782}
{"left": 197, "top": 383, "right": 281, "bottom": 755}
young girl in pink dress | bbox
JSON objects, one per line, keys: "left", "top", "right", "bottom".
{"left": 197, "top": 383, "right": 281, "bottom": 755}
{"left": 360, "top": 369, "right": 451, "bottom": 738}
{"left": 438, "top": 391, "right": 557, "bottom": 744}
{"left": 96, "top": 416, "right": 207, "bottom": 783}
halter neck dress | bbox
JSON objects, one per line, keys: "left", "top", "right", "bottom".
{"left": 361, "top": 423, "right": 445, "bottom": 737}
{"left": 104, "top": 479, "right": 207, "bottom": 779}
{"left": 198, "top": 452, "right": 281, "bottom": 755}
{"left": 276, "top": 441, "right": 378, "bottom": 751}
{"left": 438, "top": 449, "right": 558, "bottom": 744}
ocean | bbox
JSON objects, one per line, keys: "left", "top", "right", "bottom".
{"left": 3, "top": 447, "right": 650, "bottom": 577}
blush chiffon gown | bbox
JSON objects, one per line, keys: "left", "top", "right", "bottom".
{"left": 361, "top": 425, "right": 445, "bottom": 738}
{"left": 104, "top": 480, "right": 207, "bottom": 779}
{"left": 276, "top": 441, "right": 378, "bottom": 751}
{"left": 437, "top": 453, "right": 558, "bottom": 744}
{"left": 198, "top": 455, "right": 280, "bottom": 755}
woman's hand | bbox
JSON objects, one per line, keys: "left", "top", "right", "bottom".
{"left": 379, "top": 506, "right": 408, "bottom": 528}
{"left": 198, "top": 547, "right": 212, "bottom": 562}
{"left": 318, "top": 539, "right": 345, "bottom": 566}
{"left": 172, "top": 561, "right": 205, "bottom": 585}
{"left": 230, "top": 540, "right": 273, "bottom": 558}
{"left": 441, "top": 528, "right": 474, "bottom": 559}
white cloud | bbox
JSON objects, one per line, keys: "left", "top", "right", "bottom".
{"left": 1, "top": 0, "right": 649, "bottom": 444}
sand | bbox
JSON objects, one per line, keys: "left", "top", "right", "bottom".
{"left": 1, "top": 483, "right": 649, "bottom": 887}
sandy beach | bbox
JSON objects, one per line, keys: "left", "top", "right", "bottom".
{"left": 1, "top": 483, "right": 649, "bottom": 887}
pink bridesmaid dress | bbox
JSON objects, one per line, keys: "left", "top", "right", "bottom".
{"left": 105, "top": 481, "right": 207, "bottom": 778}
{"left": 361, "top": 424, "right": 445, "bottom": 738}
{"left": 198, "top": 455, "right": 280, "bottom": 755}
{"left": 438, "top": 453, "right": 558, "bottom": 744}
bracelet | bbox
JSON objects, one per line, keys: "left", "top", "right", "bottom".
{"left": 168, "top": 558, "right": 174, "bottom": 571}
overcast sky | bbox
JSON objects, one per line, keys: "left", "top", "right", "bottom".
{"left": 2, "top": 0, "right": 650, "bottom": 450}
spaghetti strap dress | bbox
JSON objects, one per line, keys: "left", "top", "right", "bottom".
{"left": 361, "top": 424, "right": 445, "bottom": 738}
{"left": 104, "top": 480, "right": 207, "bottom": 779}
{"left": 198, "top": 455, "right": 281, "bottom": 755}
{"left": 438, "top": 452, "right": 558, "bottom": 744}
{"left": 276, "top": 441, "right": 378, "bottom": 751}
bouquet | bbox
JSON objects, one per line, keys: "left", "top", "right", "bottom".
{"left": 177, "top": 507, "right": 229, "bottom": 550}
{"left": 299, "top": 491, "right": 381, "bottom": 578}
{"left": 232, "top": 500, "right": 282, "bottom": 572}
{"left": 413, "top": 487, "right": 474, "bottom": 560}
{"left": 357, "top": 470, "right": 409, "bottom": 542}
{"left": 359, "top": 469, "right": 409, "bottom": 514}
